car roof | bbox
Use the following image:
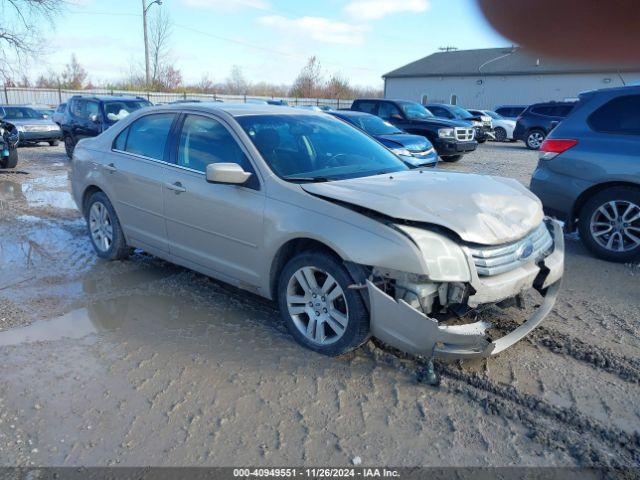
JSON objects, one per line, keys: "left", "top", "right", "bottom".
{"left": 146, "top": 102, "right": 326, "bottom": 117}
{"left": 70, "top": 95, "right": 149, "bottom": 102}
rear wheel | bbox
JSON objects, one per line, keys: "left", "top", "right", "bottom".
{"left": 525, "top": 129, "right": 545, "bottom": 150}
{"left": 85, "top": 191, "right": 131, "bottom": 261}
{"left": 494, "top": 127, "right": 507, "bottom": 142}
{"left": 578, "top": 187, "right": 640, "bottom": 262}
{"left": 277, "top": 251, "right": 370, "bottom": 356}
{"left": 64, "top": 134, "right": 75, "bottom": 158}
{"left": 441, "top": 155, "right": 462, "bottom": 162}
{"left": 49, "top": 140, "right": 59, "bottom": 147}
{"left": 0, "top": 148, "right": 18, "bottom": 169}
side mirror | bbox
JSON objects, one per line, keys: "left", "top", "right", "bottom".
{"left": 390, "top": 114, "right": 403, "bottom": 121}
{"left": 42, "top": 114, "right": 49, "bottom": 119}
{"left": 206, "top": 163, "right": 252, "bottom": 185}
{"left": 89, "top": 113, "right": 99, "bottom": 123}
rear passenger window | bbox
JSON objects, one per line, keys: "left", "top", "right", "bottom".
{"left": 113, "top": 128, "right": 129, "bottom": 151}
{"left": 589, "top": 95, "right": 640, "bottom": 135}
{"left": 354, "top": 101, "right": 377, "bottom": 114}
{"left": 125, "top": 113, "right": 175, "bottom": 160}
{"left": 532, "top": 106, "right": 554, "bottom": 116}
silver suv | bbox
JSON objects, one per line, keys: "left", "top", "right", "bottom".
{"left": 71, "top": 103, "right": 564, "bottom": 359}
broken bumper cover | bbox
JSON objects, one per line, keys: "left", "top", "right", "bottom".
{"left": 367, "top": 220, "right": 564, "bottom": 360}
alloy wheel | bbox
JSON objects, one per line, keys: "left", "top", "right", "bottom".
{"left": 89, "top": 201, "right": 114, "bottom": 253}
{"left": 589, "top": 200, "right": 640, "bottom": 253}
{"left": 527, "top": 131, "right": 544, "bottom": 149}
{"left": 286, "top": 266, "right": 349, "bottom": 346}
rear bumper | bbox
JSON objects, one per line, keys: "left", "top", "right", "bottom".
{"left": 368, "top": 220, "right": 564, "bottom": 360}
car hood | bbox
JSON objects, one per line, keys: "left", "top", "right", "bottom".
{"left": 301, "top": 170, "right": 544, "bottom": 245}
{"left": 375, "top": 133, "right": 433, "bottom": 151}
{"left": 415, "top": 117, "right": 472, "bottom": 128}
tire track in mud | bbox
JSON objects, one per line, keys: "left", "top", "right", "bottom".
{"left": 366, "top": 342, "right": 640, "bottom": 467}
{"left": 490, "top": 315, "right": 640, "bottom": 385}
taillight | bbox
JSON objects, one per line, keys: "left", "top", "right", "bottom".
{"left": 539, "top": 139, "right": 578, "bottom": 160}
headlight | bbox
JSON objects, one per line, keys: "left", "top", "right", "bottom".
{"left": 438, "top": 128, "right": 455, "bottom": 139}
{"left": 391, "top": 147, "right": 412, "bottom": 157}
{"left": 16, "top": 125, "right": 25, "bottom": 132}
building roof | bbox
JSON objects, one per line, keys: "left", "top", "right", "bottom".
{"left": 383, "top": 47, "right": 640, "bottom": 79}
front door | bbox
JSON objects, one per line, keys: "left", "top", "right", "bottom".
{"left": 163, "top": 113, "right": 265, "bottom": 287}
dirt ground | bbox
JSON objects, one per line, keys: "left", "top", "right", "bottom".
{"left": 0, "top": 142, "right": 638, "bottom": 468}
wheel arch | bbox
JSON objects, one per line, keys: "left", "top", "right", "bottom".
{"left": 268, "top": 237, "right": 372, "bottom": 302}
{"left": 571, "top": 181, "right": 640, "bottom": 230}
{"left": 81, "top": 185, "right": 105, "bottom": 216}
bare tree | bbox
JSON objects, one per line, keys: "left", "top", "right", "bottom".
{"left": 59, "top": 54, "right": 87, "bottom": 89}
{"left": 149, "top": 7, "right": 172, "bottom": 89}
{"left": 225, "top": 65, "right": 248, "bottom": 95}
{"left": 0, "top": 0, "right": 65, "bottom": 82}
{"left": 324, "top": 73, "right": 352, "bottom": 99}
{"left": 289, "top": 56, "right": 323, "bottom": 98}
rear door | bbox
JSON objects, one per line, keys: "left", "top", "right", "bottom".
{"left": 163, "top": 113, "right": 265, "bottom": 287}
{"left": 105, "top": 112, "right": 177, "bottom": 253}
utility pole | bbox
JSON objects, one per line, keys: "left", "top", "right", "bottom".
{"left": 142, "top": 0, "right": 163, "bottom": 88}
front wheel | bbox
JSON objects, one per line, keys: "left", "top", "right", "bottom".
{"left": 494, "top": 127, "right": 507, "bottom": 142}
{"left": 0, "top": 148, "right": 18, "bottom": 169}
{"left": 477, "top": 137, "right": 487, "bottom": 144}
{"left": 49, "top": 140, "right": 59, "bottom": 147}
{"left": 441, "top": 154, "right": 462, "bottom": 162}
{"left": 578, "top": 187, "right": 640, "bottom": 262}
{"left": 85, "top": 191, "right": 131, "bottom": 261}
{"left": 277, "top": 251, "right": 370, "bottom": 356}
{"left": 525, "top": 129, "right": 545, "bottom": 150}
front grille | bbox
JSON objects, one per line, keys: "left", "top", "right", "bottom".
{"left": 23, "top": 125, "right": 51, "bottom": 132}
{"left": 468, "top": 223, "right": 554, "bottom": 277}
{"left": 455, "top": 128, "right": 474, "bottom": 141}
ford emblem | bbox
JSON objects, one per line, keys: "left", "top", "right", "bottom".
{"left": 519, "top": 241, "right": 534, "bottom": 260}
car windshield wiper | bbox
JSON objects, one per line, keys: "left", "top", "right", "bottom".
{"left": 283, "top": 176, "right": 332, "bottom": 183}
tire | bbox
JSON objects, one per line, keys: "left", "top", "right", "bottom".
{"left": 64, "top": 134, "right": 75, "bottom": 158}
{"left": 277, "top": 251, "right": 370, "bottom": 356}
{"left": 525, "top": 129, "right": 545, "bottom": 150}
{"left": 441, "top": 155, "right": 462, "bottom": 162}
{"left": 0, "top": 148, "right": 18, "bottom": 169}
{"left": 477, "top": 138, "right": 487, "bottom": 144}
{"left": 494, "top": 127, "right": 507, "bottom": 142}
{"left": 578, "top": 187, "right": 640, "bottom": 262}
{"left": 85, "top": 191, "right": 131, "bottom": 261}
{"left": 49, "top": 140, "right": 59, "bottom": 147}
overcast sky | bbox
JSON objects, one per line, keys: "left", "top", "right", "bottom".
{"left": 31, "top": 0, "right": 509, "bottom": 87}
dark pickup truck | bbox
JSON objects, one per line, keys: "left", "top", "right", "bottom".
{"left": 350, "top": 98, "right": 477, "bottom": 162}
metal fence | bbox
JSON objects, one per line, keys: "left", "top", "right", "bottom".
{"left": 2, "top": 87, "right": 354, "bottom": 110}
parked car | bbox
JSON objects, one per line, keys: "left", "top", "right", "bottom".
{"left": 467, "top": 109, "right": 516, "bottom": 142}
{"left": 513, "top": 101, "right": 576, "bottom": 150}
{"left": 495, "top": 105, "right": 527, "bottom": 119}
{"left": 23, "top": 104, "right": 56, "bottom": 119}
{"left": 424, "top": 103, "right": 493, "bottom": 143}
{"left": 60, "top": 95, "right": 152, "bottom": 157}
{"left": 71, "top": 103, "right": 563, "bottom": 360}
{"left": 298, "top": 105, "right": 333, "bottom": 112}
{"left": 351, "top": 99, "right": 477, "bottom": 162}
{"left": 0, "top": 105, "right": 62, "bottom": 146}
{"left": 246, "top": 99, "right": 289, "bottom": 106}
{"left": 0, "top": 117, "right": 20, "bottom": 169}
{"left": 52, "top": 103, "right": 67, "bottom": 125}
{"left": 330, "top": 110, "right": 437, "bottom": 167}
{"left": 530, "top": 85, "right": 640, "bottom": 262}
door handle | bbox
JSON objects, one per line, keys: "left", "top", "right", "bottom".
{"left": 104, "top": 163, "right": 117, "bottom": 173}
{"left": 166, "top": 181, "right": 186, "bottom": 194}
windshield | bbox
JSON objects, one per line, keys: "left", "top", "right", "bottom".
{"left": 450, "top": 106, "right": 474, "bottom": 119}
{"left": 348, "top": 115, "right": 402, "bottom": 135}
{"left": 237, "top": 114, "right": 409, "bottom": 181}
{"left": 3, "top": 107, "right": 42, "bottom": 120}
{"left": 103, "top": 100, "right": 152, "bottom": 123}
{"left": 483, "top": 110, "right": 502, "bottom": 119}
{"left": 399, "top": 102, "right": 434, "bottom": 120}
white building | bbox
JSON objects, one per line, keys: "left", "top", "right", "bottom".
{"left": 383, "top": 47, "right": 640, "bottom": 110}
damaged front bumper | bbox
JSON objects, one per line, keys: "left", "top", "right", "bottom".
{"left": 367, "top": 220, "right": 564, "bottom": 360}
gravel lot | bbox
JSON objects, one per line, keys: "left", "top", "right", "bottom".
{"left": 0, "top": 142, "right": 638, "bottom": 468}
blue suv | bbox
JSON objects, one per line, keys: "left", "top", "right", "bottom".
{"left": 61, "top": 95, "right": 152, "bottom": 157}
{"left": 530, "top": 86, "right": 640, "bottom": 262}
